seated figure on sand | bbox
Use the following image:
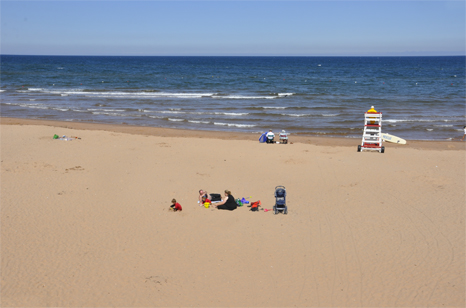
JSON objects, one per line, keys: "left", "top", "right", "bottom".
{"left": 213, "top": 190, "right": 237, "bottom": 211}
{"left": 170, "top": 198, "right": 182, "bottom": 211}
{"left": 198, "top": 189, "right": 221, "bottom": 205}
{"left": 279, "top": 130, "right": 289, "bottom": 144}
{"left": 266, "top": 130, "right": 275, "bottom": 144}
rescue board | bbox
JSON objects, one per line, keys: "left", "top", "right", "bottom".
{"left": 381, "top": 133, "right": 406, "bottom": 144}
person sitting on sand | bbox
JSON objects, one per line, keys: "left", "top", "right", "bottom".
{"left": 170, "top": 198, "right": 182, "bottom": 211}
{"left": 213, "top": 190, "right": 237, "bottom": 211}
{"left": 198, "top": 189, "right": 221, "bottom": 204}
{"left": 198, "top": 189, "right": 209, "bottom": 204}
{"left": 266, "top": 130, "right": 275, "bottom": 144}
{"left": 462, "top": 126, "right": 466, "bottom": 141}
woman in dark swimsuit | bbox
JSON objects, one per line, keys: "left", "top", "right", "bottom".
{"left": 214, "top": 190, "right": 237, "bottom": 211}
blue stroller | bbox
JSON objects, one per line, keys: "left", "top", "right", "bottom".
{"left": 273, "top": 185, "right": 287, "bottom": 215}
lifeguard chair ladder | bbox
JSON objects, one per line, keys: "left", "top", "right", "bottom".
{"left": 358, "top": 112, "right": 385, "bottom": 153}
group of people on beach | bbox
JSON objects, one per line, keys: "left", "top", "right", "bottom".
{"left": 169, "top": 189, "right": 239, "bottom": 212}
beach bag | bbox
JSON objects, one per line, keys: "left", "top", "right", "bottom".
{"left": 210, "top": 194, "right": 221, "bottom": 202}
{"left": 250, "top": 200, "right": 261, "bottom": 211}
{"left": 235, "top": 198, "right": 243, "bottom": 207}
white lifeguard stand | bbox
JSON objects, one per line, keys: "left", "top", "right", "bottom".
{"left": 358, "top": 112, "right": 385, "bottom": 153}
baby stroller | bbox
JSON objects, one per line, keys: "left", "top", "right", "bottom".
{"left": 273, "top": 185, "right": 287, "bottom": 215}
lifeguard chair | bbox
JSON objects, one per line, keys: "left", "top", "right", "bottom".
{"left": 358, "top": 111, "right": 385, "bottom": 153}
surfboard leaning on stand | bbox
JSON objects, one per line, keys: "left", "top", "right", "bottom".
{"left": 380, "top": 133, "right": 407, "bottom": 144}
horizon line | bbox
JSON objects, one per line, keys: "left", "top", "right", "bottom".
{"left": 2, "top": 54, "right": 465, "bottom": 57}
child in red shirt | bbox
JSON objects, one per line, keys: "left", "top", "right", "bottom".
{"left": 170, "top": 198, "right": 182, "bottom": 211}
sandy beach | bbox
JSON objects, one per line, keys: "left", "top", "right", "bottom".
{"left": 1, "top": 117, "right": 465, "bottom": 307}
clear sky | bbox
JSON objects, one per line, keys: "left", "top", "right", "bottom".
{"left": 1, "top": 0, "right": 465, "bottom": 56}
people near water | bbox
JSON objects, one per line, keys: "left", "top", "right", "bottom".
{"left": 266, "top": 129, "right": 275, "bottom": 143}
{"left": 462, "top": 126, "right": 466, "bottom": 141}
{"left": 213, "top": 190, "right": 238, "bottom": 211}
{"left": 279, "top": 130, "right": 289, "bottom": 144}
{"left": 170, "top": 198, "right": 182, "bottom": 211}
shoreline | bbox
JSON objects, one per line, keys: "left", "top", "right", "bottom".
{"left": 2, "top": 117, "right": 464, "bottom": 151}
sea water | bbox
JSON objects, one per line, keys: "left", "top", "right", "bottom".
{"left": 1, "top": 55, "right": 464, "bottom": 140}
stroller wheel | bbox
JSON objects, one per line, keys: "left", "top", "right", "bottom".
{"left": 284, "top": 207, "right": 288, "bottom": 215}
{"left": 273, "top": 206, "right": 278, "bottom": 215}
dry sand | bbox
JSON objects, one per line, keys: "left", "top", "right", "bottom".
{"left": 1, "top": 118, "right": 465, "bottom": 307}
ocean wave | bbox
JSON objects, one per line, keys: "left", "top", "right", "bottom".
{"left": 215, "top": 112, "right": 248, "bottom": 116}
{"left": 383, "top": 119, "right": 439, "bottom": 123}
{"left": 278, "top": 93, "right": 295, "bottom": 97}
{"left": 282, "top": 113, "right": 311, "bottom": 117}
{"left": 213, "top": 122, "right": 256, "bottom": 128}
{"left": 212, "top": 95, "right": 276, "bottom": 99}
{"left": 88, "top": 108, "right": 126, "bottom": 112}
{"left": 168, "top": 118, "right": 184, "bottom": 122}
{"left": 91, "top": 111, "right": 132, "bottom": 117}
{"left": 42, "top": 89, "right": 215, "bottom": 98}
{"left": 158, "top": 110, "right": 187, "bottom": 114}
{"left": 263, "top": 106, "right": 287, "bottom": 109}
{"left": 322, "top": 114, "right": 339, "bottom": 117}
{"left": 188, "top": 120, "right": 210, "bottom": 124}
{"left": 0, "top": 90, "right": 5, "bottom": 93}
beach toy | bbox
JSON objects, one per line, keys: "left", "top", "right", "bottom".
{"left": 204, "top": 202, "right": 210, "bottom": 208}
{"left": 241, "top": 197, "right": 249, "bottom": 204}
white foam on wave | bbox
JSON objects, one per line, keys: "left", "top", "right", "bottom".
{"left": 434, "top": 125, "right": 453, "bottom": 127}
{"left": 384, "top": 119, "right": 439, "bottom": 123}
{"left": 282, "top": 113, "right": 309, "bottom": 117}
{"left": 168, "top": 118, "right": 184, "bottom": 122}
{"left": 322, "top": 114, "right": 339, "bottom": 117}
{"left": 188, "top": 120, "right": 210, "bottom": 124}
{"left": 91, "top": 111, "right": 137, "bottom": 117}
{"left": 215, "top": 112, "right": 248, "bottom": 116}
{"left": 0, "top": 90, "right": 5, "bottom": 93}
{"left": 263, "top": 106, "right": 287, "bottom": 109}
{"left": 426, "top": 128, "right": 434, "bottom": 131}
{"left": 213, "top": 122, "right": 256, "bottom": 128}
{"left": 158, "top": 110, "right": 186, "bottom": 114}
{"left": 52, "top": 90, "right": 214, "bottom": 98}
{"left": 88, "top": 108, "right": 125, "bottom": 112}
{"left": 28, "top": 88, "right": 43, "bottom": 91}
{"left": 212, "top": 95, "right": 276, "bottom": 99}
{"left": 278, "top": 93, "right": 294, "bottom": 97}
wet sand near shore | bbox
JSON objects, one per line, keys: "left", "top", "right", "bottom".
{"left": 1, "top": 117, "right": 464, "bottom": 307}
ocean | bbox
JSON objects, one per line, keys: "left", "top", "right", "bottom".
{"left": 1, "top": 55, "right": 464, "bottom": 140}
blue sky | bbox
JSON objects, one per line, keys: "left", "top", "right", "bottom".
{"left": 1, "top": 1, "right": 465, "bottom": 56}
